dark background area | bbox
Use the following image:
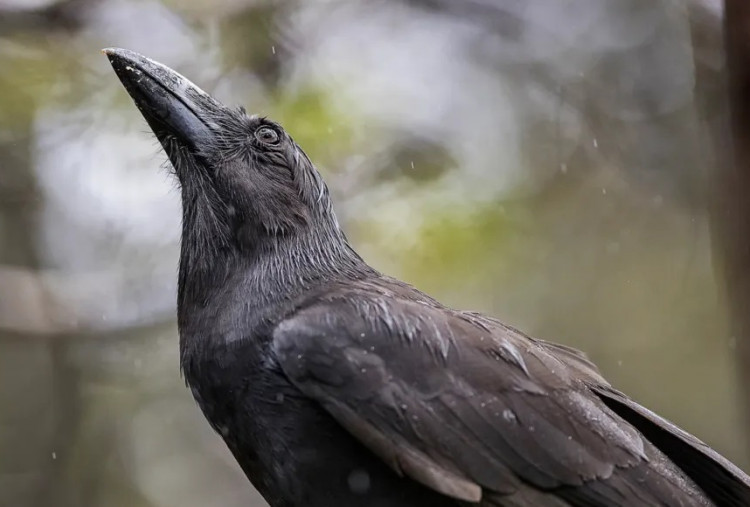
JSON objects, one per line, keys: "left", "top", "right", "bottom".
{"left": 1, "top": 1, "right": 747, "bottom": 506}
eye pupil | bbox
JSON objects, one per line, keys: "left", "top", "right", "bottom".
{"left": 256, "top": 127, "right": 279, "bottom": 144}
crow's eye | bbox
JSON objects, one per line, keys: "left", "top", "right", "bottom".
{"left": 255, "top": 126, "right": 280, "bottom": 145}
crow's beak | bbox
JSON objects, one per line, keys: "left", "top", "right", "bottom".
{"left": 103, "top": 48, "right": 220, "bottom": 150}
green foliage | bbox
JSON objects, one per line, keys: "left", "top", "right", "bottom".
{"left": 266, "top": 87, "right": 359, "bottom": 168}
{"left": 402, "top": 204, "right": 517, "bottom": 290}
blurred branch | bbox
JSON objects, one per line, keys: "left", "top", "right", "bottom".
{"left": 718, "top": 0, "right": 750, "bottom": 448}
{"left": 0, "top": 266, "right": 62, "bottom": 334}
{"left": 0, "top": 266, "right": 174, "bottom": 335}
{"left": 0, "top": 0, "right": 97, "bottom": 33}
{"left": 406, "top": 0, "right": 522, "bottom": 38}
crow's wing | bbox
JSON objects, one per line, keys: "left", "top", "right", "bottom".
{"left": 272, "top": 289, "right": 748, "bottom": 505}
{"left": 592, "top": 385, "right": 750, "bottom": 506}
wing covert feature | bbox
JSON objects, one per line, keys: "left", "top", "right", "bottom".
{"left": 272, "top": 289, "right": 717, "bottom": 506}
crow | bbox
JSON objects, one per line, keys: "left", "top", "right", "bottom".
{"left": 104, "top": 48, "right": 750, "bottom": 507}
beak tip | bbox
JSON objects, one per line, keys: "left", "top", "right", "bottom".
{"left": 102, "top": 48, "right": 124, "bottom": 67}
{"left": 102, "top": 48, "right": 141, "bottom": 67}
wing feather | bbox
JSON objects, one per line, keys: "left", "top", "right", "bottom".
{"left": 272, "top": 290, "right": 741, "bottom": 505}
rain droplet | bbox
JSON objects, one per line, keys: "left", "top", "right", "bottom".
{"left": 51, "top": 452, "right": 57, "bottom": 460}
{"left": 348, "top": 469, "right": 371, "bottom": 494}
{"left": 271, "top": 45, "right": 276, "bottom": 55}
{"left": 275, "top": 393, "right": 285, "bottom": 403}
{"left": 502, "top": 409, "right": 517, "bottom": 422}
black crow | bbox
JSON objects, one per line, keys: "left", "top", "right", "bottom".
{"left": 104, "top": 48, "right": 750, "bottom": 507}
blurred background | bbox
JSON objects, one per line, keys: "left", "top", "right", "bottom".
{"left": 1, "top": 0, "right": 748, "bottom": 506}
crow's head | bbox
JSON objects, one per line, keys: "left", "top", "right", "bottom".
{"left": 105, "top": 48, "right": 368, "bottom": 307}
{"left": 104, "top": 48, "right": 339, "bottom": 258}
